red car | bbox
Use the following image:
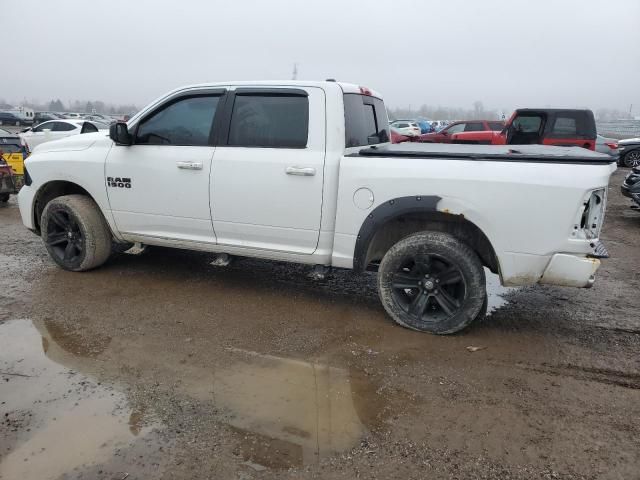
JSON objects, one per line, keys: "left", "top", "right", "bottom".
{"left": 417, "top": 120, "right": 504, "bottom": 143}
{"left": 390, "top": 129, "right": 410, "bottom": 144}
{"left": 451, "top": 109, "right": 597, "bottom": 151}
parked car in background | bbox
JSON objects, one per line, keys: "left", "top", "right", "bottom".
{"left": 451, "top": 109, "right": 597, "bottom": 150}
{"left": 415, "top": 120, "right": 434, "bottom": 134}
{"left": 20, "top": 119, "right": 108, "bottom": 152}
{"left": 390, "top": 128, "right": 410, "bottom": 143}
{"left": 595, "top": 134, "right": 619, "bottom": 162}
{"left": 430, "top": 120, "right": 450, "bottom": 131}
{"left": 84, "top": 113, "right": 115, "bottom": 124}
{"left": 390, "top": 120, "right": 421, "bottom": 137}
{"left": 621, "top": 165, "right": 640, "bottom": 208}
{"left": 0, "top": 111, "right": 28, "bottom": 126}
{"left": 63, "top": 112, "right": 83, "bottom": 119}
{"left": 418, "top": 120, "right": 504, "bottom": 143}
{"left": 33, "top": 111, "right": 65, "bottom": 125}
{"left": 617, "top": 137, "right": 640, "bottom": 168}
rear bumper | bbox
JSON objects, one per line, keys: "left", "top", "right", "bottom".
{"left": 539, "top": 253, "right": 601, "bottom": 288}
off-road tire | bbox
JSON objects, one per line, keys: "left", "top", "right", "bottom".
{"left": 378, "top": 231, "right": 486, "bottom": 334}
{"left": 41, "top": 195, "right": 112, "bottom": 271}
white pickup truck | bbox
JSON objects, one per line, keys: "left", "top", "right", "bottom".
{"left": 18, "top": 81, "right": 616, "bottom": 334}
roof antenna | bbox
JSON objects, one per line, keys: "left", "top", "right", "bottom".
{"left": 292, "top": 62, "right": 298, "bottom": 80}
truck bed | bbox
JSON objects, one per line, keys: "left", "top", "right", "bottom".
{"left": 354, "top": 143, "right": 615, "bottom": 165}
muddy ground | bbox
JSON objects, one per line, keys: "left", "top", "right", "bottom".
{"left": 1, "top": 169, "right": 639, "bottom": 480}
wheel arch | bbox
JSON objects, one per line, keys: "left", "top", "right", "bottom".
{"left": 353, "top": 195, "right": 500, "bottom": 275}
{"left": 32, "top": 180, "right": 97, "bottom": 234}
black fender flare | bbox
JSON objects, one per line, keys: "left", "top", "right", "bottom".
{"left": 353, "top": 195, "right": 441, "bottom": 272}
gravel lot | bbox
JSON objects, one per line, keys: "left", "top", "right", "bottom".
{"left": 1, "top": 168, "right": 639, "bottom": 480}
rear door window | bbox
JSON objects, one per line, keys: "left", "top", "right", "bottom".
{"left": 52, "top": 122, "right": 77, "bottom": 132}
{"left": 344, "top": 94, "right": 389, "bottom": 147}
{"left": 228, "top": 93, "right": 308, "bottom": 148}
{"left": 81, "top": 122, "right": 98, "bottom": 134}
{"left": 446, "top": 123, "right": 465, "bottom": 134}
{"left": 464, "top": 122, "right": 485, "bottom": 132}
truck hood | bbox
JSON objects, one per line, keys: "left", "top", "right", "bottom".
{"left": 31, "top": 131, "right": 110, "bottom": 154}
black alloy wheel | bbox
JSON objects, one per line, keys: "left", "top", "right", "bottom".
{"left": 624, "top": 150, "right": 640, "bottom": 168}
{"left": 45, "top": 208, "right": 85, "bottom": 264}
{"left": 390, "top": 253, "right": 465, "bottom": 324}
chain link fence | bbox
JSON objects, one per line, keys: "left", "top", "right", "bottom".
{"left": 597, "top": 120, "right": 640, "bottom": 139}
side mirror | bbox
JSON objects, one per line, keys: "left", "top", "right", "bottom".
{"left": 110, "top": 121, "right": 131, "bottom": 146}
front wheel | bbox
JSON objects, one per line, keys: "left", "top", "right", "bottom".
{"left": 41, "top": 195, "right": 112, "bottom": 271}
{"left": 623, "top": 150, "right": 640, "bottom": 168}
{"left": 378, "top": 231, "right": 486, "bottom": 334}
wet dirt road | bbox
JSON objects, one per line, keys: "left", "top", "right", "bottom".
{"left": 1, "top": 169, "right": 639, "bottom": 480}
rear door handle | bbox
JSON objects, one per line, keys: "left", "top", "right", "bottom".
{"left": 176, "top": 161, "right": 203, "bottom": 170}
{"left": 285, "top": 166, "right": 316, "bottom": 176}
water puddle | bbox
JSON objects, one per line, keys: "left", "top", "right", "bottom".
{"left": 0, "top": 319, "right": 160, "bottom": 480}
{"left": 216, "top": 348, "right": 379, "bottom": 469}
{"left": 485, "top": 269, "right": 517, "bottom": 314}
{"left": 1, "top": 316, "right": 389, "bottom": 475}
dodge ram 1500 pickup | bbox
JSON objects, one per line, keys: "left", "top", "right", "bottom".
{"left": 18, "top": 81, "right": 616, "bottom": 334}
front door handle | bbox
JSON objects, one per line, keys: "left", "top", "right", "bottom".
{"left": 176, "top": 161, "right": 203, "bottom": 170}
{"left": 285, "top": 166, "right": 316, "bottom": 176}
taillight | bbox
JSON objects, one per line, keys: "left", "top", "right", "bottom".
{"left": 605, "top": 142, "right": 618, "bottom": 150}
{"left": 359, "top": 86, "right": 372, "bottom": 96}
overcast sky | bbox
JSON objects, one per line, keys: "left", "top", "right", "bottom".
{"left": 3, "top": 0, "right": 639, "bottom": 113}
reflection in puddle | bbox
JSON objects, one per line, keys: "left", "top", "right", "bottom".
{"left": 486, "top": 269, "right": 517, "bottom": 314}
{"left": 2, "top": 316, "right": 386, "bottom": 474}
{"left": 216, "top": 348, "right": 372, "bottom": 469}
{"left": 0, "top": 319, "right": 158, "bottom": 480}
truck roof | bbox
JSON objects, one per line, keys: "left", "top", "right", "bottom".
{"left": 152, "top": 80, "right": 384, "bottom": 100}
{"left": 515, "top": 108, "right": 593, "bottom": 114}
{"left": 354, "top": 143, "right": 614, "bottom": 164}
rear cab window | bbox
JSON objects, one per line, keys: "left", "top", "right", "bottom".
{"left": 548, "top": 111, "right": 596, "bottom": 139}
{"left": 344, "top": 93, "right": 389, "bottom": 148}
{"left": 488, "top": 121, "right": 504, "bottom": 131}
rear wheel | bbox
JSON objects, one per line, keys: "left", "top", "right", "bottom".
{"left": 623, "top": 150, "right": 640, "bottom": 168}
{"left": 41, "top": 195, "right": 112, "bottom": 271}
{"left": 378, "top": 231, "right": 486, "bottom": 334}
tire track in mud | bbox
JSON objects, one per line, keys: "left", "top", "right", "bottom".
{"left": 500, "top": 361, "right": 640, "bottom": 390}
